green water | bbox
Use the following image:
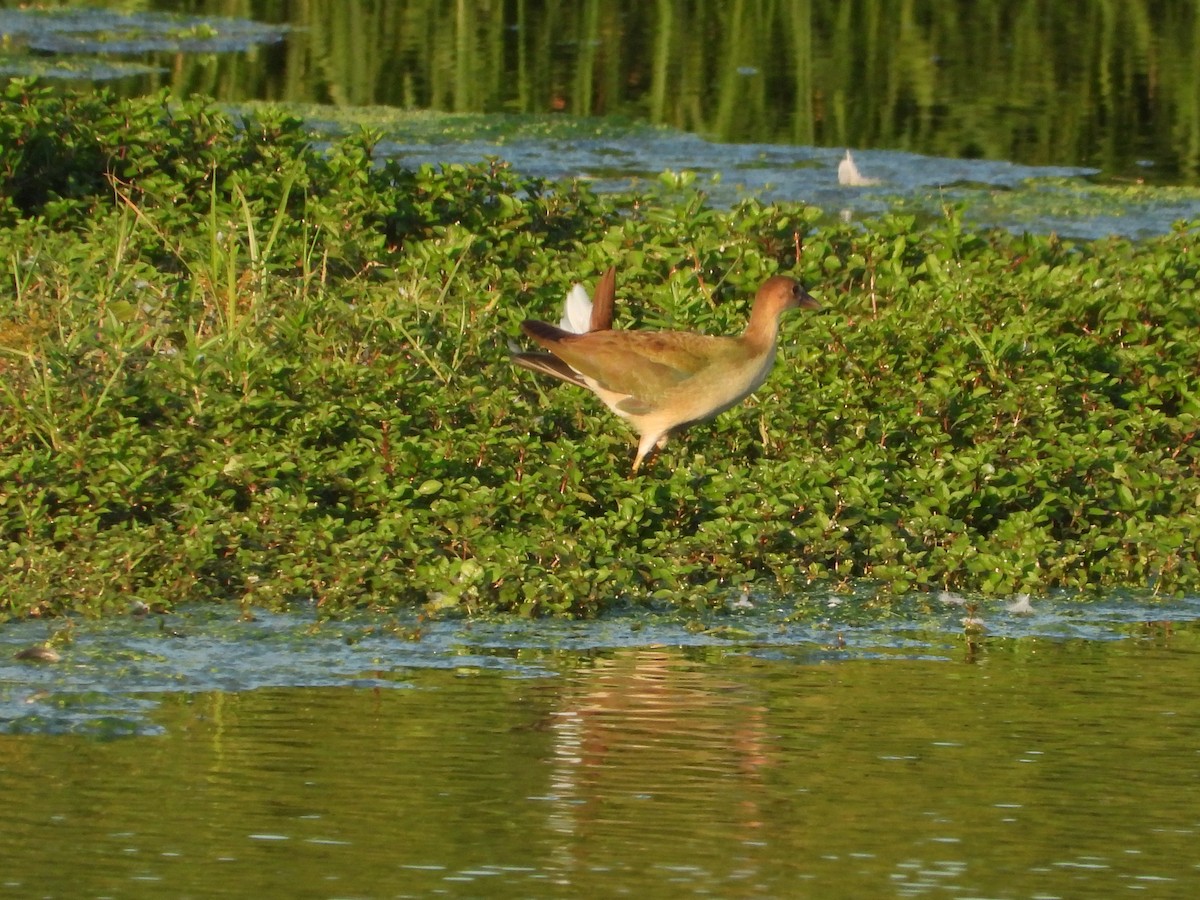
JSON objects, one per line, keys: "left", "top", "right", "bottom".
{"left": 3, "top": 603, "right": 1200, "bottom": 897}
{"left": 1, "top": 0, "right": 1198, "bottom": 185}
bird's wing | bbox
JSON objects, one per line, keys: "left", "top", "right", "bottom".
{"left": 522, "top": 323, "right": 731, "bottom": 405}
{"left": 510, "top": 347, "right": 589, "bottom": 388}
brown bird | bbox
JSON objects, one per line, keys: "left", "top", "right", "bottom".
{"left": 511, "top": 275, "right": 820, "bottom": 472}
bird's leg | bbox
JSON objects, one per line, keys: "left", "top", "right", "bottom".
{"left": 631, "top": 432, "right": 669, "bottom": 474}
{"left": 631, "top": 435, "right": 672, "bottom": 474}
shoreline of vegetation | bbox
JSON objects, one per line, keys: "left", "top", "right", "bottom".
{"left": 2, "top": 83, "right": 1199, "bottom": 620}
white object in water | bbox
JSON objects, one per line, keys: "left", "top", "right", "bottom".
{"left": 838, "top": 149, "right": 881, "bottom": 186}
{"left": 1005, "top": 594, "right": 1036, "bottom": 615}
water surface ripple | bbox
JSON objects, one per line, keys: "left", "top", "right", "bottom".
{"left": 3, "top": 597, "right": 1199, "bottom": 898}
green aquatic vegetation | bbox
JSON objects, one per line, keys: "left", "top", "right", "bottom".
{"left": 952, "top": 177, "right": 1200, "bottom": 236}
{"left": 241, "top": 101, "right": 672, "bottom": 146}
{"left": 1, "top": 83, "right": 1199, "bottom": 619}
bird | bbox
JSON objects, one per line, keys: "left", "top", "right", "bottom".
{"left": 511, "top": 274, "right": 820, "bottom": 472}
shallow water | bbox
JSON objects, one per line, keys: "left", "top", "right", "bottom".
{"left": 3, "top": 597, "right": 1200, "bottom": 898}
{"left": 378, "top": 133, "right": 1173, "bottom": 241}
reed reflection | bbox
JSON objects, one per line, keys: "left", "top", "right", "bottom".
{"left": 543, "top": 647, "right": 778, "bottom": 879}
{"left": 4, "top": 0, "right": 1192, "bottom": 179}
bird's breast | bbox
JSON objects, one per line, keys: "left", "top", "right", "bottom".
{"left": 621, "top": 346, "right": 778, "bottom": 430}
